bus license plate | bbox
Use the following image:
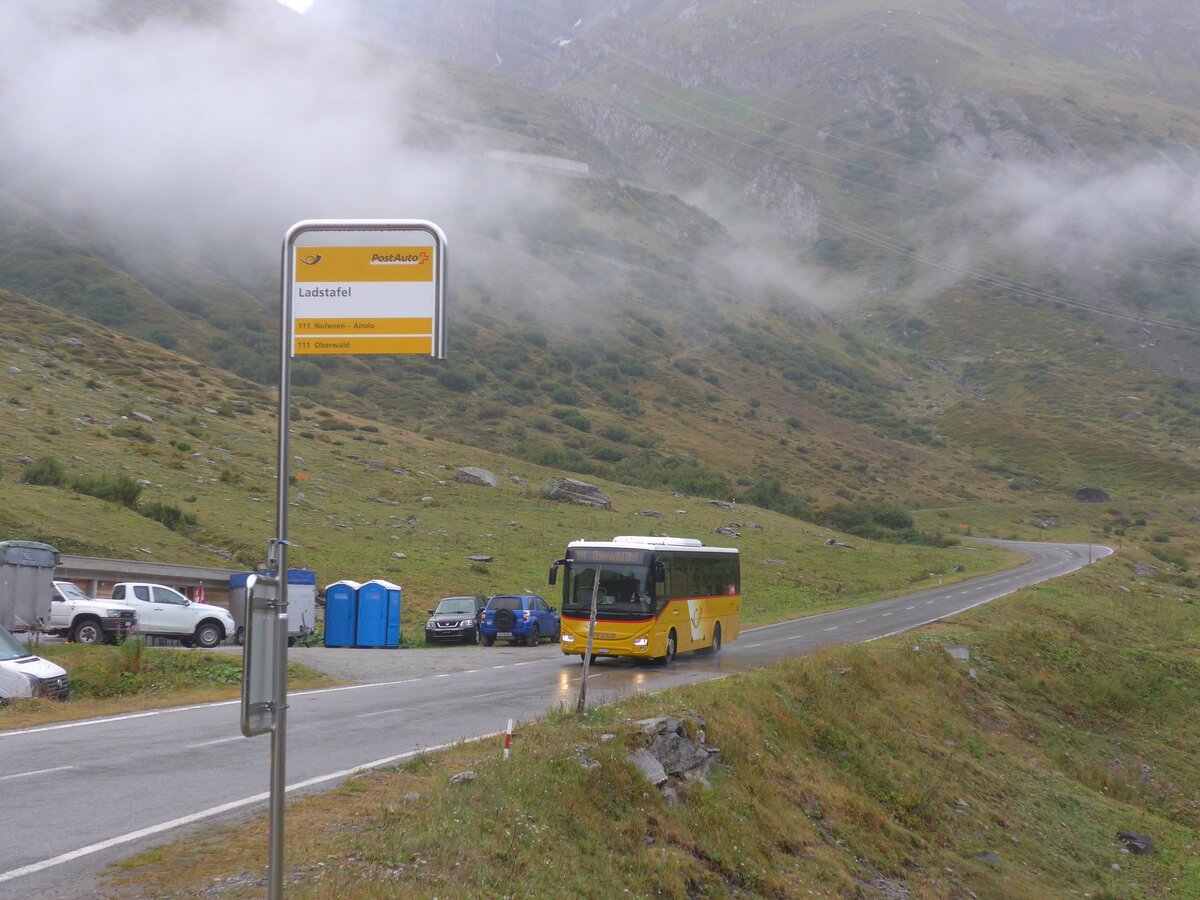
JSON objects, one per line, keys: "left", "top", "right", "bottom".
{"left": 496, "top": 632, "right": 512, "bottom": 639}
{"left": 595, "top": 648, "right": 609, "bottom": 654}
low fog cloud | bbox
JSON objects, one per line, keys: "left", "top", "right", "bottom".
{"left": 985, "top": 161, "right": 1200, "bottom": 253}
{"left": 0, "top": 0, "right": 554, "bottom": 269}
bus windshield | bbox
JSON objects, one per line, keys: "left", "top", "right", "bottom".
{"left": 563, "top": 562, "right": 655, "bottom": 619}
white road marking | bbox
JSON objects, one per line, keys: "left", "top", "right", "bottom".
{"left": 0, "top": 734, "right": 496, "bottom": 885}
{"left": 356, "top": 708, "right": 410, "bottom": 719}
{"left": 184, "top": 736, "right": 247, "bottom": 749}
{"left": 0, "top": 702, "right": 241, "bottom": 738}
{"left": 0, "top": 766, "right": 74, "bottom": 782}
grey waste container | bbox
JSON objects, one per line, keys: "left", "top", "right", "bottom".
{"left": 0, "top": 540, "right": 59, "bottom": 632}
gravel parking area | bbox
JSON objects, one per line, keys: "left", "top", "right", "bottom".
{"left": 212, "top": 640, "right": 566, "bottom": 683}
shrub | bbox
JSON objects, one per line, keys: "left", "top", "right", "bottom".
{"left": 550, "top": 409, "right": 591, "bottom": 432}
{"left": 437, "top": 371, "right": 474, "bottom": 392}
{"left": 550, "top": 385, "right": 579, "bottom": 405}
{"left": 742, "top": 477, "right": 813, "bottom": 520}
{"left": 598, "top": 425, "right": 631, "bottom": 443}
{"left": 140, "top": 502, "right": 198, "bottom": 533}
{"left": 70, "top": 473, "right": 142, "bottom": 509}
{"left": 112, "top": 422, "right": 154, "bottom": 442}
{"left": 22, "top": 456, "right": 68, "bottom": 486}
{"left": 814, "top": 502, "right": 934, "bottom": 544}
{"left": 292, "top": 361, "right": 323, "bottom": 386}
{"left": 1147, "top": 546, "right": 1188, "bottom": 569}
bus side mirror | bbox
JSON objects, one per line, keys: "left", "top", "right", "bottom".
{"left": 654, "top": 561, "right": 665, "bottom": 583}
{"left": 549, "top": 559, "right": 565, "bottom": 585}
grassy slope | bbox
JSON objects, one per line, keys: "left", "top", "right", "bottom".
{"left": 99, "top": 554, "right": 1200, "bottom": 900}
{"left": 0, "top": 289, "right": 1024, "bottom": 641}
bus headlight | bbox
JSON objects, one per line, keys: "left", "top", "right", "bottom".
{"left": 633, "top": 637, "right": 648, "bottom": 647}
{"left": 561, "top": 633, "right": 575, "bottom": 644}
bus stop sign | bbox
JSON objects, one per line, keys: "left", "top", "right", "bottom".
{"left": 285, "top": 219, "right": 446, "bottom": 358}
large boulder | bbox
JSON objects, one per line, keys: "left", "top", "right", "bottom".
{"left": 454, "top": 466, "right": 499, "bottom": 487}
{"left": 540, "top": 477, "right": 612, "bottom": 509}
{"left": 1075, "top": 487, "right": 1111, "bottom": 503}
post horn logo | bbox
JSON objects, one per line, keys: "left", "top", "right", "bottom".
{"left": 299, "top": 253, "right": 323, "bottom": 266}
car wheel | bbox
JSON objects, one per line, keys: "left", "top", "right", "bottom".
{"left": 494, "top": 608, "right": 516, "bottom": 631}
{"left": 71, "top": 618, "right": 104, "bottom": 645}
{"left": 194, "top": 621, "right": 223, "bottom": 649}
{"left": 482, "top": 634, "right": 495, "bottom": 646}
{"left": 235, "top": 626, "right": 246, "bottom": 646}
{"left": 526, "top": 625, "right": 540, "bottom": 647}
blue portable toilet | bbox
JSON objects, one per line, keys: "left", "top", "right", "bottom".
{"left": 323, "top": 580, "right": 361, "bottom": 648}
{"left": 356, "top": 579, "right": 401, "bottom": 648}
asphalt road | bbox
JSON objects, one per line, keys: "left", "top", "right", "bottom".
{"left": 0, "top": 539, "right": 1107, "bottom": 898}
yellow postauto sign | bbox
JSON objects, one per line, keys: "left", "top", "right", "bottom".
{"left": 288, "top": 230, "right": 444, "bottom": 356}
{"left": 295, "top": 246, "right": 434, "bottom": 283}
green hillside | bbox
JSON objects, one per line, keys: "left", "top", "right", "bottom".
{"left": 0, "top": 0, "right": 1197, "bottom": 595}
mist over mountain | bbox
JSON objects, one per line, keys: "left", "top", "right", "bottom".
{"left": 1, "top": 0, "right": 1199, "bottom": 543}
{"left": 307, "top": 0, "right": 624, "bottom": 71}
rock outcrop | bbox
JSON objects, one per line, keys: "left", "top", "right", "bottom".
{"left": 540, "top": 477, "right": 612, "bottom": 509}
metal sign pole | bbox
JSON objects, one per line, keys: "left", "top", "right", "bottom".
{"left": 576, "top": 565, "right": 602, "bottom": 714}
{"left": 254, "top": 219, "right": 445, "bottom": 897}
{"left": 266, "top": 235, "right": 296, "bottom": 900}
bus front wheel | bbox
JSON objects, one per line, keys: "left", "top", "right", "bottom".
{"left": 711, "top": 623, "right": 722, "bottom": 654}
{"left": 656, "top": 630, "right": 677, "bottom": 666}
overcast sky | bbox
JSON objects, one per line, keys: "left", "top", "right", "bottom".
{"left": 0, "top": 0, "right": 553, "bottom": 270}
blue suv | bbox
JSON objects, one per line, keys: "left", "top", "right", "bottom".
{"left": 480, "top": 594, "right": 561, "bottom": 647}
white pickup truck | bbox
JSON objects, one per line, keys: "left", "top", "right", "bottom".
{"left": 49, "top": 580, "right": 138, "bottom": 644}
{"left": 109, "top": 583, "right": 235, "bottom": 648}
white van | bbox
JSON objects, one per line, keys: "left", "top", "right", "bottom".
{"left": 0, "top": 621, "right": 69, "bottom": 702}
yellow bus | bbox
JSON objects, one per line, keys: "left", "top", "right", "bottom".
{"left": 549, "top": 536, "right": 740, "bottom": 663}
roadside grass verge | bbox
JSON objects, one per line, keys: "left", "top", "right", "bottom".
{"left": 101, "top": 554, "right": 1200, "bottom": 899}
{"left": 0, "top": 642, "right": 333, "bottom": 731}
